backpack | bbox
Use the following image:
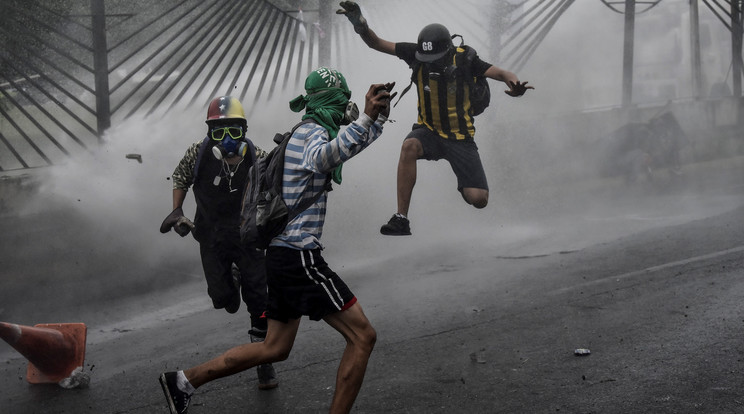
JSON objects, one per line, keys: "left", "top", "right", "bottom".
{"left": 393, "top": 38, "right": 491, "bottom": 117}
{"left": 239, "top": 120, "right": 328, "bottom": 249}
{"left": 458, "top": 45, "right": 491, "bottom": 116}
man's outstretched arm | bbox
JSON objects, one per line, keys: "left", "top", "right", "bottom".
{"left": 337, "top": 1, "right": 396, "bottom": 55}
{"left": 484, "top": 65, "right": 534, "bottom": 97}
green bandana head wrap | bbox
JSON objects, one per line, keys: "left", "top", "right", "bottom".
{"left": 289, "top": 67, "right": 352, "bottom": 184}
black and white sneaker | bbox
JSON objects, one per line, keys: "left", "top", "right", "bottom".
{"left": 380, "top": 214, "right": 411, "bottom": 236}
{"left": 159, "top": 372, "right": 192, "bottom": 414}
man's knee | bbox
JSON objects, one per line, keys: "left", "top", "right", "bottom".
{"left": 356, "top": 324, "right": 377, "bottom": 355}
{"left": 462, "top": 188, "right": 488, "bottom": 209}
{"left": 471, "top": 197, "right": 488, "bottom": 209}
{"left": 400, "top": 138, "right": 422, "bottom": 160}
{"left": 263, "top": 342, "right": 293, "bottom": 362}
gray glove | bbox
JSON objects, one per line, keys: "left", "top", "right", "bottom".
{"left": 160, "top": 207, "right": 195, "bottom": 237}
{"left": 336, "top": 1, "right": 368, "bottom": 34}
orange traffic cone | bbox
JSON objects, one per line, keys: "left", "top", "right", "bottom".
{"left": 0, "top": 322, "right": 87, "bottom": 384}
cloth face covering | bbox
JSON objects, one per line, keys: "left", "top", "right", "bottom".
{"left": 289, "top": 67, "right": 352, "bottom": 184}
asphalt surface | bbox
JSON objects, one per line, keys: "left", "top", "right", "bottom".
{"left": 1, "top": 156, "right": 743, "bottom": 414}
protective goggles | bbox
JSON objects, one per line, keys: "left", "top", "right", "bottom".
{"left": 210, "top": 126, "right": 243, "bottom": 141}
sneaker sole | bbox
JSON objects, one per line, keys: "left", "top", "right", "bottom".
{"left": 258, "top": 382, "right": 279, "bottom": 390}
{"left": 159, "top": 373, "right": 179, "bottom": 414}
{"left": 380, "top": 230, "right": 411, "bottom": 236}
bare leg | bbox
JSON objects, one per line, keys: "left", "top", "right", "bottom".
{"left": 461, "top": 187, "right": 489, "bottom": 209}
{"left": 396, "top": 138, "right": 424, "bottom": 216}
{"left": 184, "top": 318, "right": 300, "bottom": 388}
{"left": 323, "top": 303, "right": 377, "bottom": 414}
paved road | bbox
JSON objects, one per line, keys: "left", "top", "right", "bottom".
{"left": 1, "top": 157, "right": 743, "bottom": 413}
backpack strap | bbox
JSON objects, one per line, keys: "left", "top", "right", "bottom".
{"left": 393, "top": 61, "right": 421, "bottom": 108}
{"left": 286, "top": 177, "right": 330, "bottom": 223}
{"left": 245, "top": 138, "right": 257, "bottom": 166}
{"left": 281, "top": 119, "right": 332, "bottom": 221}
{"left": 457, "top": 45, "right": 478, "bottom": 86}
{"left": 192, "top": 136, "right": 211, "bottom": 179}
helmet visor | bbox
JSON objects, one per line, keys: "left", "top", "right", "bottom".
{"left": 415, "top": 48, "right": 449, "bottom": 62}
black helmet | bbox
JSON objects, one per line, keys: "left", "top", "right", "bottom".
{"left": 415, "top": 23, "right": 453, "bottom": 62}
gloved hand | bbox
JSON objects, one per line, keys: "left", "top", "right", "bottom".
{"left": 160, "top": 207, "right": 194, "bottom": 237}
{"left": 174, "top": 216, "right": 195, "bottom": 237}
{"left": 336, "top": 1, "right": 368, "bottom": 34}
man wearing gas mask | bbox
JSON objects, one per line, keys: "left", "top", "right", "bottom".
{"left": 338, "top": 1, "right": 534, "bottom": 236}
{"left": 159, "top": 96, "right": 278, "bottom": 390}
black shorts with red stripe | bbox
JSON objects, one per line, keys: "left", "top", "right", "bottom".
{"left": 265, "top": 246, "right": 357, "bottom": 323}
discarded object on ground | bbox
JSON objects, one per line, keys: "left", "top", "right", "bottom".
{"left": 0, "top": 322, "right": 88, "bottom": 387}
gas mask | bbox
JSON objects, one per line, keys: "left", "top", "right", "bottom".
{"left": 341, "top": 100, "right": 359, "bottom": 125}
{"left": 210, "top": 125, "right": 247, "bottom": 160}
{"left": 426, "top": 60, "right": 457, "bottom": 81}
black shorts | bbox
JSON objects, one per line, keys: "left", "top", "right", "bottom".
{"left": 265, "top": 246, "right": 357, "bottom": 323}
{"left": 406, "top": 124, "right": 489, "bottom": 191}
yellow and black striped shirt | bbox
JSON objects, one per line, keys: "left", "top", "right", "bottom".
{"left": 396, "top": 43, "right": 491, "bottom": 141}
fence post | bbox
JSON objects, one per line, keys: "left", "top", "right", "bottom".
{"left": 689, "top": 0, "right": 702, "bottom": 100}
{"left": 91, "top": 0, "right": 111, "bottom": 137}
{"left": 621, "top": 0, "right": 635, "bottom": 108}
{"left": 732, "top": 0, "right": 743, "bottom": 125}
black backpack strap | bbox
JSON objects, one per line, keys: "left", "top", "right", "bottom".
{"left": 192, "top": 136, "right": 210, "bottom": 179}
{"left": 393, "top": 80, "right": 414, "bottom": 108}
{"left": 282, "top": 119, "right": 333, "bottom": 221}
{"left": 455, "top": 45, "right": 476, "bottom": 81}
{"left": 286, "top": 177, "right": 329, "bottom": 223}
{"left": 393, "top": 60, "right": 421, "bottom": 108}
{"left": 245, "top": 138, "right": 257, "bottom": 165}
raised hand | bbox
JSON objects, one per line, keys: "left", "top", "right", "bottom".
{"left": 364, "top": 82, "right": 395, "bottom": 120}
{"left": 505, "top": 80, "right": 534, "bottom": 97}
{"left": 336, "top": 1, "right": 368, "bottom": 33}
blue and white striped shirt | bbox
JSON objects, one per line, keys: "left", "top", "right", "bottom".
{"left": 270, "top": 113, "right": 386, "bottom": 250}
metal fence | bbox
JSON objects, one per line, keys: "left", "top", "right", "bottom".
{"left": 0, "top": 0, "right": 316, "bottom": 172}
{"left": 0, "top": 0, "right": 590, "bottom": 173}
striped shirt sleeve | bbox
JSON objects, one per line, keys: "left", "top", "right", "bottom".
{"left": 272, "top": 114, "right": 385, "bottom": 250}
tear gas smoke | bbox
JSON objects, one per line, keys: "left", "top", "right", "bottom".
{"left": 1, "top": 0, "right": 741, "bottom": 331}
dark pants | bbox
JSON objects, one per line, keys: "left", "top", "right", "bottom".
{"left": 199, "top": 229, "right": 268, "bottom": 330}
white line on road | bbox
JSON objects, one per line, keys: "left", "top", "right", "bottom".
{"left": 551, "top": 245, "right": 744, "bottom": 295}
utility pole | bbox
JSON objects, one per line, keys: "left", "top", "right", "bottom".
{"left": 732, "top": 0, "right": 743, "bottom": 98}
{"left": 690, "top": 0, "right": 702, "bottom": 99}
{"left": 621, "top": 0, "right": 635, "bottom": 108}
{"left": 90, "top": 0, "right": 110, "bottom": 137}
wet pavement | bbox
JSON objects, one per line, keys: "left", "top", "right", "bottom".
{"left": 1, "top": 156, "right": 743, "bottom": 413}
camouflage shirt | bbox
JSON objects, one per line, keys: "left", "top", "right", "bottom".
{"left": 171, "top": 140, "right": 267, "bottom": 190}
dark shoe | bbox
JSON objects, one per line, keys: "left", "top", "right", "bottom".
{"left": 224, "top": 292, "right": 241, "bottom": 314}
{"left": 159, "top": 372, "right": 192, "bottom": 414}
{"left": 250, "top": 329, "right": 279, "bottom": 390}
{"left": 380, "top": 214, "right": 411, "bottom": 236}
{"left": 257, "top": 364, "right": 278, "bottom": 390}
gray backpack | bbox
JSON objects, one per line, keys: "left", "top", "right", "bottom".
{"left": 239, "top": 120, "right": 328, "bottom": 249}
